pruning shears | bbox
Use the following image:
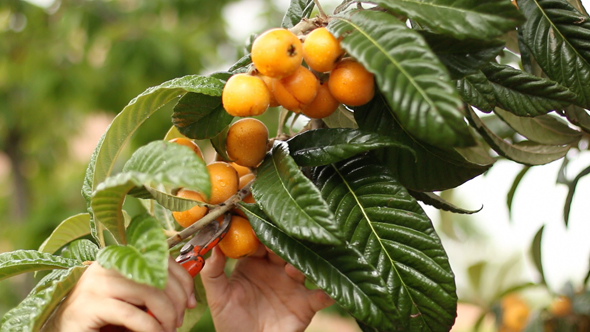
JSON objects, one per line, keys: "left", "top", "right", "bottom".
{"left": 100, "top": 214, "right": 231, "bottom": 332}
{"left": 175, "top": 213, "right": 231, "bottom": 276}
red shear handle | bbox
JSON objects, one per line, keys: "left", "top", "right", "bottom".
{"left": 180, "top": 256, "right": 205, "bottom": 277}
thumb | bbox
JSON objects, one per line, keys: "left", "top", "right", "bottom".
{"left": 200, "top": 246, "right": 229, "bottom": 301}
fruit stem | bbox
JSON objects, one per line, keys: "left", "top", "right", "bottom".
{"left": 313, "top": 0, "right": 327, "bottom": 18}
{"left": 166, "top": 180, "right": 254, "bottom": 248}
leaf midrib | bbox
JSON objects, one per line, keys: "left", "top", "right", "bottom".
{"left": 337, "top": 16, "right": 439, "bottom": 117}
{"left": 331, "top": 164, "right": 428, "bottom": 328}
{"left": 383, "top": 0, "right": 516, "bottom": 24}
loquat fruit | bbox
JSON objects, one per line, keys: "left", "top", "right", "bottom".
{"left": 222, "top": 73, "right": 270, "bottom": 117}
{"left": 303, "top": 27, "right": 344, "bottom": 73}
{"left": 328, "top": 58, "right": 375, "bottom": 106}
{"left": 259, "top": 75, "right": 281, "bottom": 107}
{"left": 169, "top": 137, "right": 204, "bottom": 160}
{"left": 218, "top": 215, "right": 260, "bottom": 259}
{"left": 230, "top": 162, "right": 251, "bottom": 178}
{"left": 549, "top": 296, "right": 572, "bottom": 317}
{"left": 301, "top": 80, "right": 340, "bottom": 119}
{"left": 206, "top": 161, "right": 239, "bottom": 205}
{"left": 272, "top": 65, "right": 319, "bottom": 112}
{"left": 172, "top": 189, "right": 208, "bottom": 228}
{"left": 251, "top": 28, "right": 303, "bottom": 78}
{"left": 226, "top": 118, "right": 269, "bottom": 168}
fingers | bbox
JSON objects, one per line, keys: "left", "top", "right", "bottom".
{"left": 168, "top": 257, "right": 197, "bottom": 309}
{"left": 265, "top": 247, "right": 286, "bottom": 265}
{"left": 96, "top": 298, "right": 164, "bottom": 332}
{"left": 308, "top": 289, "right": 335, "bottom": 313}
{"left": 285, "top": 263, "right": 306, "bottom": 284}
{"left": 200, "top": 246, "right": 230, "bottom": 301}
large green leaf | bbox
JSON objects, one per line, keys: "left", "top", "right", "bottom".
{"left": 311, "top": 156, "right": 457, "bottom": 331}
{"left": 281, "top": 0, "right": 314, "bottom": 29}
{"left": 241, "top": 204, "right": 399, "bottom": 330}
{"left": 329, "top": 10, "right": 475, "bottom": 149}
{"left": 38, "top": 213, "right": 91, "bottom": 255}
{"left": 354, "top": 95, "right": 493, "bottom": 191}
{"left": 481, "top": 62, "right": 577, "bottom": 116}
{"left": 519, "top": 0, "right": 590, "bottom": 109}
{"left": 82, "top": 74, "right": 223, "bottom": 204}
{"left": 92, "top": 141, "right": 210, "bottom": 244}
{"left": 421, "top": 32, "right": 505, "bottom": 80}
{"left": 60, "top": 239, "right": 99, "bottom": 262}
{"left": 0, "top": 266, "right": 87, "bottom": 332}
{"left": 97, "top": 215, "right": 168, "bottom": 289}
{"left": 172, "top": 92, "right": 233, "bottom": 140}
{"left": 287, "top": 128, "right": 414, "bottom": 167}
{"left": 378, "top": 0, "right": 524, "bottom": 41}
{"left": 564, "top": 105, "right": 590, "bottom": 133}
{"left": 466, "top": 107, "right": 572, "bottom": 165}
{"left": 0, "top": 251, "right": 80, "bottom": 281}
{"left": 252, "top": 142, "right": 343, "bottom": 245}
{"left": 321, "top": 105, "right": 358, "bottom": 129}
{"left": 494, "top": 108, "right": 582, "bottom": 145}
{"left": 456, "top": 71, "right": 496, "bottom": 112}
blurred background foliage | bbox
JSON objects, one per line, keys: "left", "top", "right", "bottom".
{"left": 1, "top": 0, "right": 589, "bottom": 331}
{"left": 0, "top": 0, "right": 288, "bottom": 319}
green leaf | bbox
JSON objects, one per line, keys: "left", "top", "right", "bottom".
{"left": 507, "top": 165, "right": 531, "bottom": 218}
{"left": 82, "top": 74, "right": 223, "bottom": 205}
{"left": 519, "top": 0, "right": 590, "bottom": 109}
{"left": 140, "top": 199, "right": 178, "bottom": 231}
{"left": 564, "top": 165, "right": 590, "bottom": 226}
{"left": 92, "top": 141, "right": 210, "bottom": 244}
{"left": 252, "top": 141, "right": 343, "bottom": 245}
{"left": 60, "top": 239, "right": 99, "bottom": 262}
{"left": 531, "top": 225, "right": 546, "bottom": 284}
{"left": 481, "top": 62, "right": 577, "bottom": 116}
{"left": 494, "top": 108, "right": 582, "bottom": 145}
{"left": 321, "top": 105, "right": 358, "bottom": 129}
{"left": 141, "top": 187, "right": 210, "bottom": 212}
{"left": 228, "top": 53, "right": 252, "bottom": 73}
{"left": 241, "top": 204, "right": 399, "bottom": 330}
{"left": 38, "top": 213, "right": 92, "bottom": 255}
{"left": 467, "top": 261, "right": 486, "bottom": 293}
{"left": 354, "top": 95, "right": 493, "bottom": 191}
{"left": 564, "top": 105, "right": 590, "bottom": 133}
{"left": 281, "top": 0, "right": 314, "bottom": 29}
{"left": 456, "top": 71, "right": 497, "bottom": 113}
{"left": 97, "top": 215, "right": 168, "bottom": 289}
{"left": 311, "top": 156, "right": 457, "bottom": 331}
{"left": 329, "top": 10, "right": 475, "bottom": 148}
{"left": 421, "top": 32, "right": 505, "bottom": 80}
{"left": 378, "top": 0, "right": 524, "bottom": 41}
{"left": 466, "top": 107, "right": 572, "bottom": 165}
{"left": 0, "top": 266, "right": 87, "bottom": 332}
{"left": 287, "top": 128, "right": 414, "bottom": 167}
{"left": 210, "top": 126, "right": 232, "bottom": 162}
{"left": 0, "top": 250, "right": 80, "bottom": 282}
{"left": 172, "top": 92, "right": 233, "bottom": 140}
{"left": 408, "top": 190, "right": 482, "bottom": 214}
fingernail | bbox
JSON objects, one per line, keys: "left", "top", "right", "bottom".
{"left": 188, "top": 293, "right": 197, "bottom": 308}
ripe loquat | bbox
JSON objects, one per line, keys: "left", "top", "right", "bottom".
{"left": 222, "top": 73, "right": 270, "bottom": 117}
{"left": 549, "top": 296, "right": 572, "bottom": 317}
{"left": 301, "top": 80, "right": 340, "bottom": 119}
{"left": 259, "top": 75, "right": 281, "bottom": 107}
{"left": 251, "top": 28, "right": 303, "bottom": 78}
{"left": 169, "top": 137, "right": 204, "bottom": 160}
{"left": 226, "top": 118, "right": 269, "bottom": 168}
{"left": 272, "top": 65, "right": 319, "bottom": 112}
{"left": 230, "top": 162, "right": 251, "bottom": 178}
{"left": 303, "top": 27, "right": 344, "bottom": 73}
{"left": 218, "top": 215, "right": 260, "bottom": 259}
{"left": 328, "top": 58, "right": 375, "bottom": 106}
{"left": 172, "top": 189, "right": 208, "bottom": 228}
{"left": 206, "top": 161, "right": 239, "bottom": 205}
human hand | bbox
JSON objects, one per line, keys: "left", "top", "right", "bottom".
{"left": 42, "top": 256, "right": 196, "bottom": 332}
{"left": 201, "top": 243, "right": 335, "bottom": 332}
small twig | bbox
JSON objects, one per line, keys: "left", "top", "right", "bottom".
{"left": 166, "top": 181, "right": 254, "bottom": 248}
{"left": 289, "top": 18, "right": 317, "bottom": 36}
{"left": 313, "top": 0, "right": 327, "bottom": 18}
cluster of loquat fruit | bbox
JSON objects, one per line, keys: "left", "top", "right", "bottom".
{"left": 169, "top": 117, "right": 269, "bottom": 259}
{"left": 222, "top": 26, "right": 375, "bottom": 119}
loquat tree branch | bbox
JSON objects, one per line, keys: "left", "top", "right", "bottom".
{"left": 166, "top": 180, "right": 254, "bottom": 248}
